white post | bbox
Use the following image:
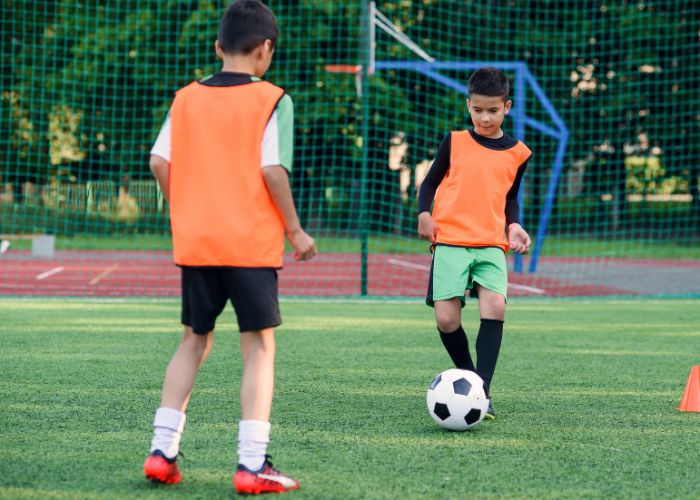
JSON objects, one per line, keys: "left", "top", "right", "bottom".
{"left": 369, "top": 1, "right": 376, "bottom": 75}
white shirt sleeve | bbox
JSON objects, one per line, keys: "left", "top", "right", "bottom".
{"left": 261, "top": 110, "right": 279, "bottom": 168}
{"left": 152, "top": 99, "right": 291, "bottom": 169}
{"left": 150, "top": 115, "right": 171, "bottom": 162}
{"left": 261, "top": 94, "right": 293, "bottom": 171}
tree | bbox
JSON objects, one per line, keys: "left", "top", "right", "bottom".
{"left": 3, "top": 0, "right": 697, "bottom": 239}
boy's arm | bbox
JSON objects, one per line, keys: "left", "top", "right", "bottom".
{"left": 150, "top": 112, "right": 172, "bottom": 201}
{"left": 150, "top": 155, "right": 170, "bottom": 202}
{"left": 417, "top": 133, "right": 451, "bottom": 242}
{"left": 505, "top": 159, "right": 530, "bottom": 254}
{"left": 504, "top": 160, "right": 528, "bottom": 226}
{"left": 417, "top": 133, "right": 450, "bottom": 215}
{"left": 262, "top": 165, "right": 316, "bottom": 261}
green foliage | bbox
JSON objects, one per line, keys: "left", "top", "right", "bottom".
{"left": 1, "top": 0, "right": 699, "bottom": 290}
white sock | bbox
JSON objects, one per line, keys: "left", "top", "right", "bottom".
{"left": 238, "top": 420, "right": 271, "bottom": 471}
{"left": 150, "top": 407, "right": 186, "bottom": 460}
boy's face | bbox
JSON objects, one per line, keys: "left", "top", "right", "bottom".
{"left": 466, "top": 94, "right": 512, "bottom": 138}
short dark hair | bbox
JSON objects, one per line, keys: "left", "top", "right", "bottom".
{"left": 468, "top": 67, "right": 510, "bottom": 101}
{"left": 218, "top": 0, "right": 279, "bottom": 55}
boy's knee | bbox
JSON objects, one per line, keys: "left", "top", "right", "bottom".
{"left": 490, "top": 298, "right": 506, "bottom": 314}
{"left": 435, "top": 315, "right": 461, "bottom": 333}
{"left": 481, "top": 297, "right": 506, "bottom": 321}
{"left": 181, "top": 329, "right": 213, "bottom": 356}
{"left": 241, "top": 329, "right": 276, "bottom": 358}
{"left": 434, "top": 299, "right": 462, "bottom": 333}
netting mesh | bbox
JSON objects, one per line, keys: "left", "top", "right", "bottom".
{"left": 1, "top": 0, "right": 699, "bottom": 297}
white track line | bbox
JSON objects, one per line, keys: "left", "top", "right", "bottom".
{"left": 388, "top": 257, "right": 547, "bottom": 295}
{"left": 388, "top": 257, "right": 430, "bottom": 271}
{"left": 89, "top": 264, "right": 119, "bottom": 285}
{"left": 508, "top": 283, "right": 547, "bottom": 295}
{"left": 36, "top": 266, "right": 64, "bottom": 281}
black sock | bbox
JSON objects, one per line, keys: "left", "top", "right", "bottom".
{"left": 438, "top": 325, "right": 475, "bottom": 371}
{"left": 475, "top": 319, "right": 504, "bottom": 394}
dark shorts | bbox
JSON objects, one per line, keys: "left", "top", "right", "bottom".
{"left": 181, "top": 266, "right": 281, "bottom": 334}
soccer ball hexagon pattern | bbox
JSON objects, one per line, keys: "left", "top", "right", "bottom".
{"left": 426, "top": 368, "right": 489, "bottom": 431}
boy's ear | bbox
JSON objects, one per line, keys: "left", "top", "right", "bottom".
{"left": 504, "top": 99, "right": 512, "bottom": 114}
{"left": 261, "top": 38, "right": 275, "bottom": 56}
{"left": 215, "top": 39, "right": 225, "bottom": 60}
{"left": 252, "top": 39, "right": 275, "bottom": 63}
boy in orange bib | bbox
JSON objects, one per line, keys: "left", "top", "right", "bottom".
{"left": 144, "top": 0, "right": 315, "bottom": 494}
{"left": 418, "top": 67, "right": 532, "bottom": 420}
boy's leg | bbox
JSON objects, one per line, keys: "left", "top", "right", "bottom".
{"left": 225, "top": 268, "right": 298, "bottom": 493}
{"left": 160, "top": 327, "right": 215, "bottom": 411}
{"left": 474, "top": 284, "right": 505, "bottom": 420}
{"left": 469, "top": 248, "right": 508, "bottom": 392}
{"left": 428, "top": 246, "right": 475, "bottom": 371}
{"left": 238, "top": 328, "right": 275, "bottom": 469}
{"left": 145, "top": 327, "right": 214, "bottom": 483}
{"left": 146, "top": 266, "right": 224, "bottom": 483}
{"left": 474, "top": 285, "right": 506, "bottom": 392}
{"left": 234, "top": 328, "right": 298, "bottom": 493}
{"left": 469, "top": 248, "right": 508, "bottom": 419}
{"left": 434, "top": 298, "right": 475, "bottom": 371}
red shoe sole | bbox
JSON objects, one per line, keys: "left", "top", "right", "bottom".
{"left": 144, "top": 456, "right": 182, "bottom": 484}
{"left": 234, "top": 472, "right": 299, "bottom": 494}
{"left": 235, "top": 484, "right": 299, "bottom": 494}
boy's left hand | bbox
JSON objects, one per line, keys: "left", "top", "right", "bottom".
{"left": 508, "top": 223, "right": 531, "bottom": 254}
{"left": 287, "top": 228, "right": 317, "bottom": 261}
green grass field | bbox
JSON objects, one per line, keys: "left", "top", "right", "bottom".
{"left": 1, "top": 299, "right": 699, "bottom": 499}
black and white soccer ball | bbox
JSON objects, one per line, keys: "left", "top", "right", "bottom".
{"left": 427, "top": 368, "right": 489, "bottom": 431}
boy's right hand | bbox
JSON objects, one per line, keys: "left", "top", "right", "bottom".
{"left": 417, "top": 212, "right": 439, "bottom": 243}
{"left": 287, "top": 228, "right": 317, "bottom": 261}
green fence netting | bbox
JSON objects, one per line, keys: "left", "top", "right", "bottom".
{"left": 1, "top": 0, "right": 699, "bottom": 297}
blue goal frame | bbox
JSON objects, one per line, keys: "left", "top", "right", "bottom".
{"left": 373, "top": 61, "right": 569, "bottom": 273}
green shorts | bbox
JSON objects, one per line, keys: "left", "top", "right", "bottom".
{"left": 426, "top": 245, "right": 508, "bottom": 307}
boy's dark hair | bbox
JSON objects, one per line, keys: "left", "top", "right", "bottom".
{"left": 218, "top": 0, "right": 279, "bottom": 55}
{"left": 468, "top": 67, "right": 510, "bottom": 101}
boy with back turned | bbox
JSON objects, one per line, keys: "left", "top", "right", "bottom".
{"left": 144, "top": 0, "right": 315, "bottom": 494}
{"left": 418, "top": 67, "right": 531, "bottom": 419}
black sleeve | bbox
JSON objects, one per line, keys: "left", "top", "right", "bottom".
{"left": 418, "top": 133, "right": 451, "bottom": 214}
{"left": 505, "top": 160, "right": 529, "bottom": 225}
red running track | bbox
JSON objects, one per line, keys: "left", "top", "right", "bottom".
{"left": 0, "top": 250, "right": 641, "bottom": 297}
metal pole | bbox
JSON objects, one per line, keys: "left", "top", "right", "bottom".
{"left": 359, "top": 1, "right": 372, "bottom": 295}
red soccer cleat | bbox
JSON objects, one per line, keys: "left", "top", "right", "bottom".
{"left": 234, "top": 456, "right": 299, "bottom": 494}
{"left": 143, "top": 450, "right": 182, "bottom": 484}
